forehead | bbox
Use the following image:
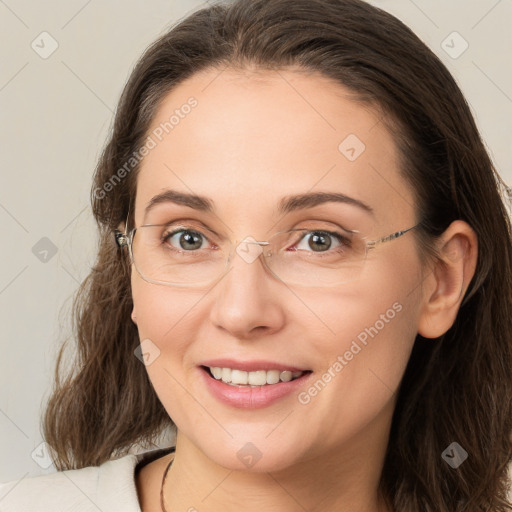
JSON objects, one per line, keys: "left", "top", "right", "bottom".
{"left": 134, "top": 67, "right": 415, "bottom": 229}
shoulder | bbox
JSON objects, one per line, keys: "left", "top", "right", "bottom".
{"left": 0, "top": 447, "right": 174, "bottom": 512}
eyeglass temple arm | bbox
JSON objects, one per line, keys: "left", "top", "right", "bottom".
{"left": 114, "top": 206, "right": 131, "bottom": 249}
{"left": 366, "top": 224, "right": 418, "bottom": 250}
{"left": 114, "top": 230, "right": 128, "bottom": 248}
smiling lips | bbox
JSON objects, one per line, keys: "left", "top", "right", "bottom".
{"left": 200, "top": 359, "right": 312, "bottom": 387}
{"left": 199, "top": 360, "right": 313, "bottom": 408}
{"left": 207, "top": 366, "right": 305, "bottom": 386}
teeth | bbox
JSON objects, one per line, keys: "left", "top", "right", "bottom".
{"left": 208, "top": 367, "right": 304, "bottom": 386}
{"left": 248, "top": 370, "right": 266, "bottom": 386}
{"left": 232, "top": 369, "right": 248, "bottom": 385}
{"left": 280, "top": 370, "right": 293, "bottom": 382}
{"left": 266, "top": 370, "right": 280, "bottom": 385}
{"left": 211, "top": 367, "right": 223, "bottom": 379}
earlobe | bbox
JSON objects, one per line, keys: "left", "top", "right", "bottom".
{"left": 417, "top": 220, "right": 478, "bottom": 339}
{"left": 131, "top": 308, "right": 137, "bottom": 325}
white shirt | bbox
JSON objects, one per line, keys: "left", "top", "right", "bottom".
{"left": 0, "top": 447, "right": 174, "bottom": 512}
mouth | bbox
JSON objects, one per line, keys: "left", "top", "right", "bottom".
{"left": 200, "top": 365, "right": 313, "bottom": 387}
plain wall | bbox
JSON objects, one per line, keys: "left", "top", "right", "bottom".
{"left": 0, "top": 0, "right": 511, "bottom": 483}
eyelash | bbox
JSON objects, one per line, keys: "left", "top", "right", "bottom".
{"left": 159, "top": 226, "right": 353, "bottom": 255}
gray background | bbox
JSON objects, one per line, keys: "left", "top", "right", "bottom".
{"left": 0, "top": 0, "right": 511, "bottom": 483}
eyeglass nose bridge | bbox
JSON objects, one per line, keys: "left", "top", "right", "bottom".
{"left": 230, "top": 237, "right": 273, "bottom": 267}
{"left": 221, "top": 236, "right": 291, "bottom": 286}
{"left": 237, "top": 239, "right": 271, "bottom": 246}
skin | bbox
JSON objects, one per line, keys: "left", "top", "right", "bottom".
{"left": 130, "top": 67, "right": 478, "bottom": 512}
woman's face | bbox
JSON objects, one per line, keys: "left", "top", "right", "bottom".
{"left": 130, "top": 67, "right": 425, "bottom": 472}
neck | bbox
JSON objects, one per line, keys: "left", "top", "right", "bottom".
{"left": 162, "top": 417, "right": 393, "bottom": 512}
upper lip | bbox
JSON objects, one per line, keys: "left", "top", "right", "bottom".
{"left": 200, "top": 359, "right": 311, "bottom": 372}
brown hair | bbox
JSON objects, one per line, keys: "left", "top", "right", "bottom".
{"left": 42, "top": 0, "right": 512, "bottom": 509}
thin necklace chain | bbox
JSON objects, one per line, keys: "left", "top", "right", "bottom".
{"left": 160, "top": 457, "right": 174, "bottom": 512}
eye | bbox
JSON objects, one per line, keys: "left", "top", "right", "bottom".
{"left": 295, "top": 230, "right": 351, "bottom": 253}
{"left": 163, "top": 228, "right": 209, "bottom": 251}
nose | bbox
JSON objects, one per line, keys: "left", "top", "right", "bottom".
{"left": 208, "top": 242, "right": 286, "bottom": 339}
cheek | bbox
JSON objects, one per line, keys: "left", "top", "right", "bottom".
{"left": 296, "top": 257, "right": 422, "bottom": 432}
{"left": 309, "top": 285, "right": 416, "bottom": 385}
{"left": 130, "top": 274, "right": 204, "bottom": 369}
{"left": 132, "top": 272, "right": 193, "bottom": 336}
{"left": 310, "top": 250, "right": 420, "bottom": 353}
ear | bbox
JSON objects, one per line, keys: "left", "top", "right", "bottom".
{"left": 131, "top": 308, "right": 137, "bottom": 325}
{"left": 417, "top": 220, "right": 478, "bottom": 338}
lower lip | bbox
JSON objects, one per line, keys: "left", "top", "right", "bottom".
{"left": 199, "top": 366, "right": 313, "bottom": 409}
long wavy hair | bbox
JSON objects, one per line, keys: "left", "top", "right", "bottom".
{"left": 42, "top": 0, "right": 512, "bottom": 510}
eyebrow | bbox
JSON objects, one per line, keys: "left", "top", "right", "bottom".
{"left": 278, "top": 191, "right": 374, "bottom": 216}
{"left": 144, "top": 189, "right": 374, "bottom": 217}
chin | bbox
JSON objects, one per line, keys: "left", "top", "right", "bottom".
{"left": 197, "top": 437, "right": 305, "bottom": 473}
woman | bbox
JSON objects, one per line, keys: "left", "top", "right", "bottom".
{"left": 1, "top": 0, "right": 511, "bottom": 510}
